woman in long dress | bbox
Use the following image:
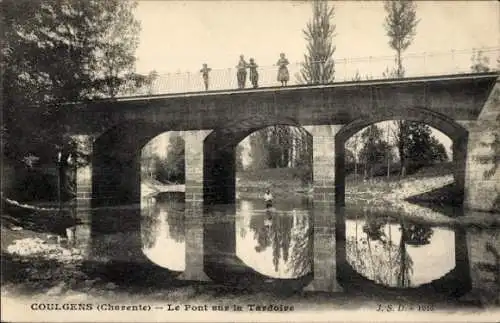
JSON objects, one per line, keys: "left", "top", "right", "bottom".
{"left": 276, "top": 53, "right": 290, "bottom": 87}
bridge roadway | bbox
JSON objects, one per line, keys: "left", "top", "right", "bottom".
{"left": 48, "top": 72, "right": 496, "bottom": 134}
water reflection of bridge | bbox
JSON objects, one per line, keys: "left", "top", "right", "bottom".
{"left": 72, "top": 193, "right": 477, "bottom": 297}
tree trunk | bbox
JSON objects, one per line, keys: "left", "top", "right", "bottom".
{"left": 386, "top": 121, "right": 391, "bottom": 178}
{"left": 396, "top": 47, "right": 403, "bottom": 77}
{"left": 397, "top": 120, "right": 406, "bottom": 177}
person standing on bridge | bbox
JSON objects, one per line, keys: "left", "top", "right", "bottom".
{"left": 236, "top": 55, "right": 248, "bottom": 89}
{"left": 276, "top": 53, "right": 290, "bottom": 87}
{"left": 248, "top": 58, "right": 259, "bottom": 88}
{"left": 200, "top": 63, "right": 212, "bottom": 91}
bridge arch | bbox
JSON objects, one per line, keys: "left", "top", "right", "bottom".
{"left": 203, "top": 115, "right": 309, "bottom": 204}
{"left": 88, "top": 119, "right": 196, "bottom": 281}
{"left": 334, "top": 106, "right": 469, "bottom": 206}
{"left": 334, "top": 107, "right": 471, "bottom": 295}
{"left": 92, "top": 119, "right": 176, "bottom": 208}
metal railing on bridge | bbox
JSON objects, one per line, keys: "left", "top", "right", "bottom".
{"left": 123, "top": 48, "right": 499, "bottom": 97}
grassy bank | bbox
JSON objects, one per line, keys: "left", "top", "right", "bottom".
{"left": 236, "top": 164, "right": 500, "bottom": 227}
{"left": 236, "top": 164, "right": 455, "bottom": 201}
{"left": 236, "top": 167, "right": 311, "bottom": 200}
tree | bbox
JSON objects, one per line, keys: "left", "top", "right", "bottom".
{"left": 383, "top": 0, "right": 419, "bottom": 176}
{"left": 427, "top": 137, "right": 448, "bottom": 163}
{"left": 141, "top": 141, "right": 156, "bottom": 178}
{"left": 2, "top": 0, "right": 141, "bottom": 167}
{"left": 402, "top": 223, "right": 433, "bottom": 246}
{"left": 470, "top": 49, "right": 490, "bottom": 73}
{"left": 383, "top": 0, "right": 419, "bottom": 78}
{"left": 395, "top": 226, "right": 413, "bottom": 288}
{"left": 359, "top": 125, "right": 392, "bottom": 178}
{"left": 248, "top": 126, "right": 312, "bottom": 174}
{"left": 144, "top": 70, "right": 160, "bottom": 95}
{"left": 235, "top": 145, "right": 244, "bottom": 171}
{"left": 394, "top": 121, "right": 448, "bottom": 174}
{"left": 248, "top": 132, "right": 270, "bottom": 170}
{"left": 299, "top": 0, "right": 336, "bottom": 84}
{"left": 2, "top": 0, "right": 142, "bottom": 201}
{"left": 93, "top": 1, "right": 141, "bottom": 98}
{"left": 155, "top": 134, "right": 185, "bottom": 184}
{"left": 345, "top": 132, "right": 363, "bottom": 178}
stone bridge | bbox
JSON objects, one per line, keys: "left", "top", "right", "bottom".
{"left": 40, "top": 72, "right": 500, "bottom": 293}
{"left": 46, "top": 72, "right": 499, "bottom": 212}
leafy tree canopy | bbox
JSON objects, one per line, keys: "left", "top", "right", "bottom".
{"left": 2, "top": 0, "right": 144, "bottom": 164}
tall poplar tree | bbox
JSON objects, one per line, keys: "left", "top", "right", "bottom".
{"left": 384, "top": 0, "right": 418, "bottom": 77}
{"left": 383, "top": 0, "right": 419, "bottom": 176}
{"left": 299, "top": 0, "right": 336, "bottom": 84}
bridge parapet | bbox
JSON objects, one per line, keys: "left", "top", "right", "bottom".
{"left": 123, "top": 48, "right": 499, "bottom": 97}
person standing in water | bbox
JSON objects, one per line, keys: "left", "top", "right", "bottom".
{"left": 276, "top": 53, "right": 290, "bottom": 87}
{"left": 236, "top": 55, "right": 248, "bottom": 89}
{"left": 200, "top": 63, "right": 212, "bottom": 91}
{"left": 248, "top": 58, "right": 259, "bottom": 88}
{"left": 264, "top": 189, "right": 273, "bottom": 208}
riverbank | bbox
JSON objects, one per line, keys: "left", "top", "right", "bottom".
{"left": 234, "top": 164, "right": 500, "bottom": 227}
{"left": 235, "top": 164, "right": 457, "bottom": 200}
{"left": 236, "top": 167, "right": 311, "bottom": 200}
{"left": 141, "top": 178, "right": 185, "bottom": 197}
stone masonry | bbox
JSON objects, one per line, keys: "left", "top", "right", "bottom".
{"left": 462, "top": 80, "right": 500, "bottom": 212}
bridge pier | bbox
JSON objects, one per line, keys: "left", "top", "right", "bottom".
{"left": 73, "top": 135, "right": 94, "bottom": 211}
{"left": 184, "top": 130, "right": 212, "bottom": 205}
{"left": 304, "top": 204, "right": 343, "bottom": 292}
{"left": 179, "top": 202, "right": 211, "bottom": 281}
{"left": 462, "top": 83, "right": 500, "bottom": 213}
{"left": 203, "top": 137, "right": 237, "bottom": 205}
{"left": 305, "top": 125, "right": 343, "bottom": 204}
{"left": 91, "top": 132, "right": 142, "bottom": 208}
{"left": 464, "top": 126, "right": 500, "bottom": 212}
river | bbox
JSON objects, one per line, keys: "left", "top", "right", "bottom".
{"left": 65, "top": 192, "right": 498, "bottom": 302}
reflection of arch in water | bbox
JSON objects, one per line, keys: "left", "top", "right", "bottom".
{"left": 238, "top": 208, "right": 312, "bottom": 279}
{"left": 335, "top": 108, "right": 468, "bottom": 206}
{"left": 346, "top": 218, "right": 445, "bottom": 288}
{"left": 203, "top": 201, "right": 313, "bottom": 289}
{"left": 141, "top": 193, "right": 186, "bottom": 272}
{"left": 336, "top": 205, "right": 471, "bottom": 297}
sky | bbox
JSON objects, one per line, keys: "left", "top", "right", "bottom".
{"left": 133, "top": 0, "right": 499, "bottom": 75}
{"left": 136, "top": 1, "right": 498, "bottom": 162}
